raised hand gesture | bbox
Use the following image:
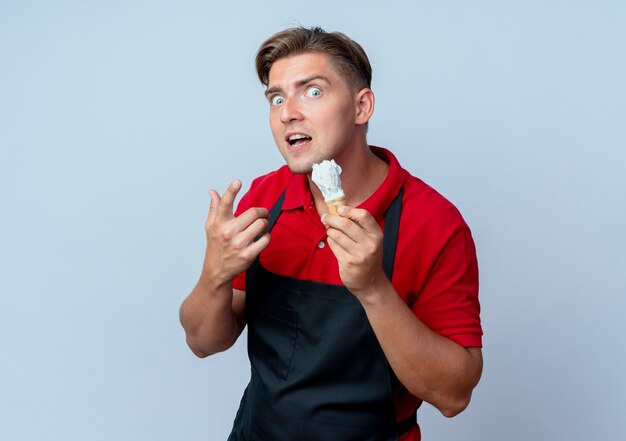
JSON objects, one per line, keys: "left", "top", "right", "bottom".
{"left": 202, "top": 179, "right": 270, "bottom": 287}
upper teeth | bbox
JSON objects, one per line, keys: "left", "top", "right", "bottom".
{"left": 289, "top": 134, "right": 308, "bottom": 141}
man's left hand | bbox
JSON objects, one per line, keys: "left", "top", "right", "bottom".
{"left": 321, "top": 206, "right": 388, "bottom": 300}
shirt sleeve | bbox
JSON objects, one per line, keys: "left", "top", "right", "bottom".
{"left": 411, "top": 225, "right": 482, "bottom": 348}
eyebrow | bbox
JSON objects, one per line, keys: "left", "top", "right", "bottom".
{"left": 264, "top": 74, "right": 331, "bottom": 97}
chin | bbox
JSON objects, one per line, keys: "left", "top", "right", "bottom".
{"left": 281, "top": 154, "right": 316, "bottom": 175}
{"left": 286, "top": 162, "right": 313, "bottom": 175}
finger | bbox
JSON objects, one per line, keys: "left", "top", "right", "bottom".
{"left": 230, "top": 206, "right": 268, "bottom": 233}
{"left": 232, "top": 214, "right": 269, "bottom": 246}
{"left": 337, "top": 206, "right": 380, "bottom": 232}
{"left": 206, "top": 189, "right": 221, "bottom": 225}
{"left": 322, "top": 210, "right": 365, "bottom": 243}
{"left": 218, "top": 179, "right": 242, "bottom": 220}
{"left": 326, "top": 226, "right": 358, "bottom": 254}
{"left": 245, "top": 231, "right": 271, "bottom": 259}
{"left": 326, "top": 234, "right": 350, "bottom": 261}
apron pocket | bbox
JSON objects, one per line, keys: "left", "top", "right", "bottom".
{"left": 248, "top": 304, "right": 298, "bottom": 381}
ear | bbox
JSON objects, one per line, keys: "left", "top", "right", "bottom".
{"left": 354, "top": 88, "right": 375, "bottom": 125}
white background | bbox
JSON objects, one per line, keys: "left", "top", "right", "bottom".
{"left": 1, "top": 1, "right": 625, "bottom": 440}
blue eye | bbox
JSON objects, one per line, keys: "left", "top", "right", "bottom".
{"left": 271, "top": 95, "right": 284, "bottom": 106}
{"left": 306, "top": 87, "right": 322, "bottom": 98}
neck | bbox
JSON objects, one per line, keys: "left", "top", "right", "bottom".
{"left": 308, "top": 143, "right": 389, "bottom": 213}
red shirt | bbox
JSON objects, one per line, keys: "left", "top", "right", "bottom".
{"left": 233, "top": 146, "right": 482, "bottom": 440}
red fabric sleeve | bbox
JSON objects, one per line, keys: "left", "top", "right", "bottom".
{"left": 411, "top": 225, "right": 482, "bottom": 348}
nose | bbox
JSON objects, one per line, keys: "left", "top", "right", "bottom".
{"left": 280, "top": 97, "right": 304, "bottom": 124}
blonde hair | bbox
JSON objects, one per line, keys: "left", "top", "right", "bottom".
{"left": 255, "top": 26, "right": 372, "bottom": 91}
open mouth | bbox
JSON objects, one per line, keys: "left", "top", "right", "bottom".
{"left": 287, "top": 134, "right": 312, "bottom": 147}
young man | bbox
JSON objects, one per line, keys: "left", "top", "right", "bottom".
{"left": 180, "top": 27, "right": 483, "bottom": 440}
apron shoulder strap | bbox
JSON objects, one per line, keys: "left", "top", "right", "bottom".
{"left": 253, "top": 188, "right": 287, "bottom": 243}
{"left": 249, "top": 188, "right": 287, "bottom": 287}
{"left": 382, "top": 187, "right": 403, "bottom": 281}
{"left": 266, "top": 188, "right": 287, "bottom": 234}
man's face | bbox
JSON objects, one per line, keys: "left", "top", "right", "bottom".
{"left": 265, "top": 52, "right": 362, "bottom": 174}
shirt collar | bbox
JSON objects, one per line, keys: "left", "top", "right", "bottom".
{"left": 282, "top": 146, "right": 407, "bottom": 219}
{"left": 359, "top": 146, "right": 407, "bottom": 220}
{"left": 283, "top": 171, "right": 311, "bottom": 210}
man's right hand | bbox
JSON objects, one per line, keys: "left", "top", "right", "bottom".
{"left": 180, "top": 179, "right": 267, "bottom": 357}
{"left": 202, "top": 179, "right": 270, "bottom": 287}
